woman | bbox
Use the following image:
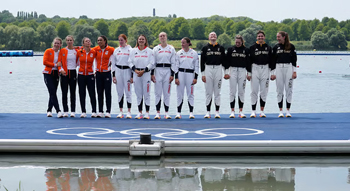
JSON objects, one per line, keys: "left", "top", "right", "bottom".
{"left": 271, "top": 31, "right": 297, "bottom": 118}
{"left": 57, "top": 35, "right": 78, "bottom": 117}
{"left": 174, "top": 37, "right": 199, "bottom": 119}
{"left": 94, "top": 35, "right": 115, "bottom": 118}
{"left": 128, "top": 35, "right": 155, "bottom": 119}
{"left": 112, "top": 34, "right": 133, "bottom": 119}
{"left": 152, "top": 32, "right": 176, "bottom": 119}
{"left": 248, "top": 30, "right": 273, "bottom": 118}
{"left": 224, "top": 35, "right": 250, "bottom": 118}
{"left": 76, "top": 37, "right": 97, "bottom": 118}
{"left": 43, "top": 37, "right": 63, "bottom": 118}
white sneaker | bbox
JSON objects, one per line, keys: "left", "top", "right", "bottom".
{"left": 70, "top": 112, "right": 75, "bottom": 118}
{"left": 143, "top": 112, "right": 150, "bottom": 119}
{"left": 126, "top": 112, "right": 132, "bottom": 119}
{"left": 80, "top": 113, "right": 87, "bottom": 118}
{"left": 117, "top": 112, "right": 124, "bottom": 118}
{"left": 239, "top": 112, "right": 246, "bottom": 118}
{"left": 97, "top": 112, "right": 104, "bottom": 118}
{"left": 229, "top": 111, "right": 235, "bottom": 118}
{"left": 105, "top": 112, "right": 111, "bottom": 118}
{"left": 63, "top": 112, "right": 69, "bottom": 117}
{"left": 91, "top": 112, "right": 97, "bottom": 118}
{"left": 278, "top": 111, "right": 284, "bottom": 118}
{"left": 214, "top": 112, "right": 221, "bottom": 119}
{"left": 154, "top": 113, "right": 161, "bottom": 119}
{"left": 250, "top": 111, "right": 256, "bottom": 118}
{"left": 175, "top": 113, "right": 181, "bottom": 119}
{"left": 135, "top": 113, "right": 142, "bottom": 119}
{"left": 57, "top": 112, "right": 63, "bottom": 118}
{"left": 204, "top": 112, "right": 211, "bottom": 119}
{"left": 260, "top": 112, "right": 266, "bottom": 118}
{"left": 47, "top": 112, "right": 53, "bottom": 117}
{"left": 189, "top": 112, "right": 195, "bottom": 119}
{"left": 165, "top": 112, "right": 171, "bottom": 119}
{"left": 286, "top": 110, "right": 292, "bottom": 118}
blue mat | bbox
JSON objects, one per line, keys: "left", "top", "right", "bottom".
{"left": 0, "top": 113, "right": 349, "bottom": 141}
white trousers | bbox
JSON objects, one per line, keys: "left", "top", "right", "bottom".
{"left": 154, "top": 67, "right": 171, "bottom": 110}
{"left": 251, "top": 64, "right": 270, "bottom": 106}
{"left": 229, "top": 67, "right": 246, "bottom": 108}
{"left": 115, "top": 68, "right": 132, "bottom": 108}
{"left": 133, "top": 71, "right": 151, "bottom": 109}
{"left": 177, "top": 71, "right": 195, "bottom": 111}
{"left": 204, "top": 65, "right": 223, "bottom": 109}
{"left": 276, "top": 63, "right": 293, "bottom": 106}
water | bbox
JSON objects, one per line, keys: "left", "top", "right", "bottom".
{"left": 0, "top": 55, "right": 350, "bottom": 115}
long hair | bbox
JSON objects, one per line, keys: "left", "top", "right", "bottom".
{"left": 235, "top": 35, "right": 245, "bottom": 47}
{"left": 182, "top": 37, "right": 192, "bottom": 46}
{"left": 99, "top": 35, "right": 108, "bottom": 46}
{"left": 135, "top": 34, "right": 148, "bottom": 48}
{"left": 278, "top": 31, "right": 291, "bottom": 50}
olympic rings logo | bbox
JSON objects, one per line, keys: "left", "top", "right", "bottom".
{"left": 47, "top": 127, "right": 264, "bottom": 140}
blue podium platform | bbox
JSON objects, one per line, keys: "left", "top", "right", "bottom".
{"left": 0, "top": 113, "right": 349, "bottom": 154}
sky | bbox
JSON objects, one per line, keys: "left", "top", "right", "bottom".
{"left": 3, "top": 0, "right": 349, "bottom": 22}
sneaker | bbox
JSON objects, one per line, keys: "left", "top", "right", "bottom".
{"left": 260, "top": 112, "right": 266, "bottom": 118}
{"left": 239, "top": 112, "right": 246, "bottom": 118}
{"left": 165, "top": 112, "right": 172, "bottom": 119}
{"left": 105, "top": 112, "right": 111, "bottom": 118}
{"left": 47, "top": 112, "right": 53, "bottom": 117}
{"left": 126, "top": 112, "right": 132, "bottom": 119}
{"left": 204, "top": 112, "right": 211, "bottom": 119}
{"left": 175, "top": 113, "right": 181, "bottom": 119}
{"left": 63, "top": 112, "right": 69, "bottom": 117}
{"left": 135, "top": 113, "right": 142, "bottom": 119}
{"left": 117, "top": 112, "right": 124, "bottom": 118}
{"left": 250, "top": 111, "right": 256, "bottom": 118}
{"left": 229, "top": 112, "right": 235, "bottom": 118}
{"left": 57, "top": 112, "right": 63, "bottom": 118}
{"left": 154, "top": 113, "right": 161, "bottom": 119}
{"left": 80, "top": 113, "right": 86, "bottom": 118}
{"left": 70, "top": 112, "right": 75, "bottom": 118}
{"left": 214, "top": 112, "right": 221, "bottom": 119}
{"left": 189, "top": 112, "right": 195, "bottom": 119}
{"left": 97, "top": 112, "right": 104, "bottom": 118}
{"left": 91, "top": 112, "right": 97, "bottom": 118}
{"left": 143, "top": 112, "right": 150, "bottom": 119}
{"left": 286, "top": 111, "right": 292, "bottom": 118}
{"left": 278, "top": 111, "right": 284, "bottom": 118}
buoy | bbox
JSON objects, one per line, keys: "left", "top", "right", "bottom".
{"left": 297, "top": 66, "right": 299, "bottom": 68}
{"left": 319, "top": 71, "right": 322, "bottom": 73}
{"left": 340, "top": 59, "right": 342, "bottom": 60}
{"left": 9, "top": 72, "right": 12, "bottom": 74}
{"left": 10, "top": 61, "right": 12, "bottom": 63}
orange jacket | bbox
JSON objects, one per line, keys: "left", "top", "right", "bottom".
{"left": 77, "top": 48, "right": 97, "bottom": 75}
{"left": 58, "top": 47, "right": 79, "bottom": 73}
{"left": 93, "top": 45, "right": 115, "bottom": 72}
{"left": 43, "top": 48, "right": 58, "bottom": 74}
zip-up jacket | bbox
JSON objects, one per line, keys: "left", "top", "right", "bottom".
{"left": 57, "top": 47, "right": 79, "bottom": 73}
{"left": 175, "top": 48, "right": 199, "bottom": 79}
{"left": 225, "top": 45, "right": 250, "bottom": 73}
{"left": 77, "top": 48, "right": 97, "bottom": 75}
{"left": 200, "top": 42, "right": 225, "bottom": 75}
{"left": 248, "top": 42, "right": 272, "bottom": 73}
{"left": 43, "top": 48, "right": 59, "bottom": 74}
{"left": 94, "top": 45, "right": 115, "bottom": 72}
{"left": 128, "top": 47, "right": 155, "bottom": 72}
{"left": 271, "top": 43, "right": 297, "bottom": 71}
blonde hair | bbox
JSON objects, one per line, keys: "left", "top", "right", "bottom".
{"left": 65, "top": 35, "right": 74, "bottom": 41}
{"left": 52, "top": 37, "right": 62, "bottom": 47}
{"left": 235, "top": 35, "right": 245, "bottom": 47}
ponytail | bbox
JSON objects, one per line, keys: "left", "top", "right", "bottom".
{"left": 278, "top": 31, "right": 291, "bottom": 50}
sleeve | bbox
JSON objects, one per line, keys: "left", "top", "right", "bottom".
{"left": 43, "top": 50, "right": 55, "bottom": 68}
{"left": 57, "top": 50, "right": 63, "bottom": 71}
{"left": 245, "top": 48, "right": 250, "bottom": 73}
{"left": 247, "top": 46, "right": 253, "bottom": 75}
{"left": 170, "top": 48, "right": 177, "bottom": 76}
{"left": 270, "top": 45, "right": 277, "bottom": 74}
{"left": 200, "top": 46, "right": 206, "bottom": 76}
{"left": 128, "top": 49, "right": 135, "bottom": 71}
{"left": 194, "top": 52, "right": 200, "bottom": 80}
{"left": 291, "top": 44, "right": 297, "bottom": 71}
{"left": 224, "top": 47, "right": 231, "bottom": 74}
{"left": 146, "top": 50, "right": 155, "bottom": 72}
{"left": 111, "top": 50, "right": 117, "bottom": 76}
{"left": 175, "top": 53, "right": 180, "bottom": 79}
{"left": 76, "top": 51, "right": 80, "bottom": 67}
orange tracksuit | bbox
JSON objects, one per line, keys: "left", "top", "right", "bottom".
{"left": 94, "top": 45, "right": 115, "bottom": 72}
{"left": 77, "top": 48, "right": 97, "bottom": 75}
{"left": 43, "top": 48, "right": 58, "bottom": 74}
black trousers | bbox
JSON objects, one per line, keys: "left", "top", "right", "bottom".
{"left": 78, "top": 74, "right": 96, "bottom": 113}
{"left": 60, "top": 70, "right": 77, "bottom": 112}
{"left": 96, "top": 71, "right": 112, "bottom": 113}
{"left": 44, "top": 71, "right": 60, "bottom": 113}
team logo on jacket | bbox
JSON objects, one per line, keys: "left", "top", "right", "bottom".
{"left": 63, "top": 54, "right": 65, "bottom": 56}
{"left": 105, "top": 51, "right": 108, "bottom": 55}
{"left": 135, "top": 52, "right": 138, "bottom": 55}
{"left": 208, "top": 49, "right": 211, "bottom": 51}
{"left": 218, "top": 48, "right": 220, "bottom": 52}
{"left": 50, "top": 53, "right": 52, "bottom": 55}
{"left": 233, "top": 50, "right": 236, "bottom": 52}
{"left": 265, "top": 47, "right": 267, "bottom": 50}
{"left": 277, "top": 47, "right": 281, "bottom": 50}
{"left": 255, "top": 48, "right": 258, "bottom": 51}
{"left": 90, "top": 53, "right": 93, "bottom": 57}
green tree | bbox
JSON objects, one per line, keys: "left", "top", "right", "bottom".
{"left": 173, "top": 14, "right": 177, "bottom": 18}
{"left": 128, "top": 23, "right": 155, "bottom": 47}
{"left": 281, "top": 18, "right": 294, "bottom": 25}
{"left": 168, "top": 17, "right": 188, "bottom": 39}
{"left": 56, "top": 21, "right": 71, "bottom": 39}
{"left": 0, "top": 10, "right": 16, "bottom": 23}
{"left": 340, "top": 28, "right": 349, "bottom": 41}
{"left": 114, "top": 22, "right": 128, "bottom": 38}
{"left": 73, "top": 25, "right": 101, "bottom": 46}
{"left": 297, "top": 20, "right": 311, "bottom": 41}
{"left": 217, "top": 33, "right": 232, "bottom": 49}
{"left": 190, "top": 19, "right": 205, "bottom": 39}
{"left": 311, "top": 31, "right": 329, "bottom": 50}
{"left": 224, "top": 20, "right": 235, "bottom": 37}
{"left": 315, "top": 23, "right": 324, "bottom": 31}
{"left": 264, "top": 23, "right": 279, "bottom": 43}
{"left": 321, "top": 17, "right": 330, "bottom": 25}
{"left": 94, "top": 19, "right": 109, "bottom": 37}
{"left": 239, "top": 24, "right": 263, "bottom": 47}
{"left": 278, "top": 24, "right": 294, "bottom": 40}
{"left": 328, "top": 30, "right": 347, "bottom": 50}
{"left": 37, "top": 24, "right": 57, "bottom": 48}
{"left": 322, "top": 26, "right": 331, "bottom": 33}
{"left": 4, "top": 25, "right": 20, "bottom": 49}
{"left": 309, "top": 19, "right": 320, "bottom": 31}
{"left": 37, "top": 14, "right": 47, "bottom": 23}
{"left": 232, "top": 21, "right": 246, "bottom": 34}
{"left": 0, "top": 26, "right": 4, "bottom": 45}
{"left": 205, "top": 21, "right": 224, "bottom": 37}
{"left": 327, "top": 18, "right": 338, "bottom": 28}
{"left": 291, "top": 20, "right": 300, "bottom": 40}
{"left": 75, "top": 19, "right": 87, "bottom": 25}
{"left": 178, "top": 22, "right": 190, "bottom": 38}
{"left": 18, "top": 27, "right": 38, "bottom": 50}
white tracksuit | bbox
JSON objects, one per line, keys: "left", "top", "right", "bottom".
{"left": 227, "top": 67, "right": 247, "bottom": 108}
{"left": 251, "top": 64, "right": 270, "bottom": 106}
{"left": 175, "top": 48, "right": 199, "bottom": 112}
{"left": 153, "top": 44, "right": 176, "bottom": 112}
{"left": 128, "top": 47, "right": 155, "bottom": 111}
{"left": 111, "top": 45, "right": 133, "bottom": 109}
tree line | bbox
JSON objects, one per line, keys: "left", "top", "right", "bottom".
{"left": 0, "top": 10, "right": 349, "bottom": 51}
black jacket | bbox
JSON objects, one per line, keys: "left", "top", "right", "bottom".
{"left": 225, "top": 45, "right": 250, "bottom": 70}
{"left": 272, "top": 43, "right": 297, "bottom": 70}
{"left": 200, "top": 43, "right": 225, "bottom": 73}
{"left": 248, "top": 42, "right": 272, "bottom": 73}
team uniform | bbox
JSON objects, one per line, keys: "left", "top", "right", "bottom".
{"left": 111, "top": 45, "right": 133, "bottom": 119}
{"left": 272, "top": 43, "right": 297, "bottom": 117}
{"left": 152, "top": 44, "right": 176, "bottom": 119}
{"left": 175, "top": 48, "right": 199, "bottom": 119}
{"left": 225, "top": 45, "right": 250, "bottom": 118}
{"left": 128, "top": 47, "right": 155, "bottom": 119}
{"left": 200, "top": 42, "right": 225, "bottom": 118}
{"left": 94, "top": 45, "right": 115, "bottom": 118}
{"left": 248, "top": 42, "right": 273, "bottom": 118}
{"left": 58, "top": 47, "right": 79, "bottom": 117}
{"left": 76, "top": 48, "right": 97, "bottom": 118}
{"left": 43, "top": 48, "right": 62, "bottom": 117}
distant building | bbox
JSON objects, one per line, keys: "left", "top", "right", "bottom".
{"left": 153, "top": 8, "right": 155, "bottom": 17}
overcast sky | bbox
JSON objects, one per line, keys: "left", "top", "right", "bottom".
{"left": 3, "top": 0, "right": 349, "bottom": 22}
